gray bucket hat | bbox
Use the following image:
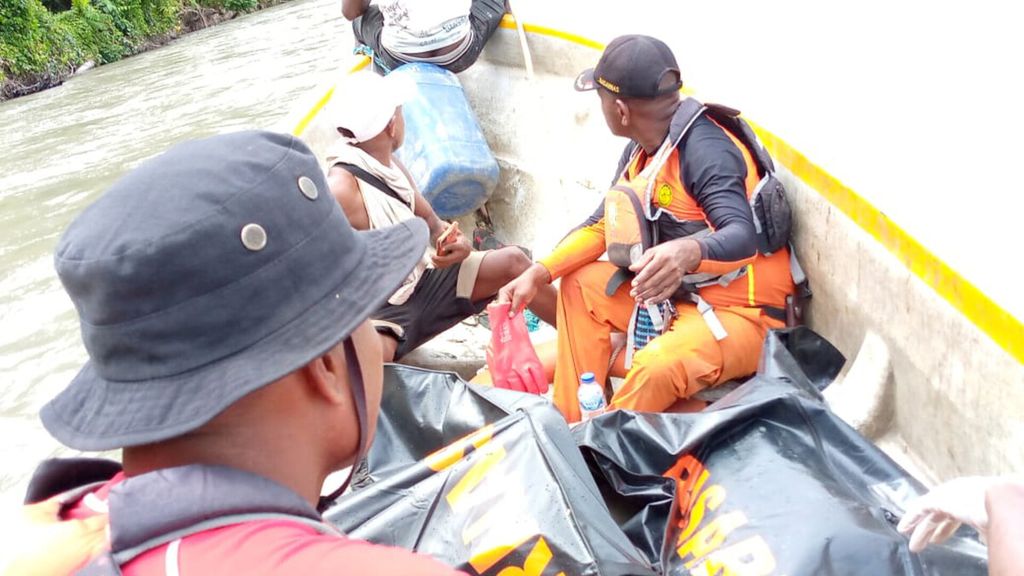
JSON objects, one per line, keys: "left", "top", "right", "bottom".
{"left": 42, "top": 130, "right": 428, "bottom": 451}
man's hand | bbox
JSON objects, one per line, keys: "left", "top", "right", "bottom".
{"left": 496, "top": 263, "right": 551, "bottom": 317}
{"left": 0, "top": 498, "right": 108, "bottom": 575}
{"left": 897, "top": 476, "right": 1000, "bottom": 552}
{"left": 431, "top": 223, "right": 471, "bottom": 269}
{"left": 628, "top": 238, "right": 702, "bottom": 303}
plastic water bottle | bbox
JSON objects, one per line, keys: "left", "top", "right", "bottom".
{"left": 577, "top": 372, "right": 607, "bottom": 421}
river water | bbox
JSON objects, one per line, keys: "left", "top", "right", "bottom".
{"left": 0, "top": 0, "right": 345, "bottom": 505}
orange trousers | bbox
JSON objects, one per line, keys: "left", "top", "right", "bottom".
{"left": 553, "top": 261, "right": 783, "bottom": 422}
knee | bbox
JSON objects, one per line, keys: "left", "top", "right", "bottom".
{"left": 492, "top": 246, "right": 532, "bottom": 281}
{"left": 630, "top": 343, "right": 677, "bottom": 383}
{"left": 631, "top": 333, "right": 706, "bottom": 384}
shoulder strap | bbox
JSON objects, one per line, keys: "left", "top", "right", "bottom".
{"left": 666, "top": 97, "right": 708, "bottom": 145}
{"left": 788, "top": 241, "right": 812, "bottom": 297}
{"left": 666, "top": 98, "right": 776, "bottom": 182}
{"left": 703, "top": 103, "right": 776, "bottom": 177}
{"left": 337, "top": 162, "right": 412, "bottom": 209}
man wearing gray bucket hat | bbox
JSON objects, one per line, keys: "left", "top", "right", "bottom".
{"left": 22, "top": 131, "right": 466, "bottom": 574}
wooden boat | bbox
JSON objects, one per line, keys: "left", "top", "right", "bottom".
{"left": 281, "top": 16, "right": 1024, "bottom": 484}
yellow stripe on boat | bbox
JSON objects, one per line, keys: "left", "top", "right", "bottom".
{"left": 498, "top": 15, "right": 604, "bottom": 50}
{"left": 291, "top": 57, "right": 370, "bottom": 137}
{"left": 752, "top": 123, "right": 1023, "bottom": 364}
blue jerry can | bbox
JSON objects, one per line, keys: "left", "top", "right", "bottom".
{"left": 391, "top": 63, "right": 500, "bottom": 219}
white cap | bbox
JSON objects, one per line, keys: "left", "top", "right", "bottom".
{"left": 328, "top": 71, "right": 417, "bottom": 144}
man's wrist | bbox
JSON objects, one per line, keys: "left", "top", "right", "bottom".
{"left": 425, "top": 217, "right": 450, "bottom": 244}
{"left": 669, "top": 237, "right": 703, "bottom": 272}
{"left": 431, "top": 220, "right": 447, "bottom": 240}
{"left": 692, "top": 237, "right": 708, "bottom": 261}
{"left": 528, "top": 262, "right": 552, "bottom": 284}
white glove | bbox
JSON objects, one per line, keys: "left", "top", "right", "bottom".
{"left": 896, "top": 476, "right": 995, "bottom": 553}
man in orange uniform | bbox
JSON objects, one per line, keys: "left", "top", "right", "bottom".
{"left": 499, "top": 35, "right": 794, "bottom": 422}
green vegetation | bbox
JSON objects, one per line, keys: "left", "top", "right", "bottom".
{"left": 0, "top": 0, "right": 284, "bottom": 99}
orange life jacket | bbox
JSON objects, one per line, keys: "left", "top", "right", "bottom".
{"left": 604, "top": 99, "right": 797, "bottom": 313}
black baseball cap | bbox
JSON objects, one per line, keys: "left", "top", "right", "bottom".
{"left": 574, "top": 35, "right": 683, "bottom": 98}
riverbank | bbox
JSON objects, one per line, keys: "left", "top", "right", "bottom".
{"left": 0, "top": 0, "right": 295, "bottom": 101}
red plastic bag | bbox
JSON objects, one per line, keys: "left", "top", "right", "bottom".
{"left": 485, "top": 302, "right": 548, "bottom": 395}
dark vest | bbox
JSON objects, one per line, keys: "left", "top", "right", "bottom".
{"left": 26, "top": 459, "right": 336, "bottom": 575}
